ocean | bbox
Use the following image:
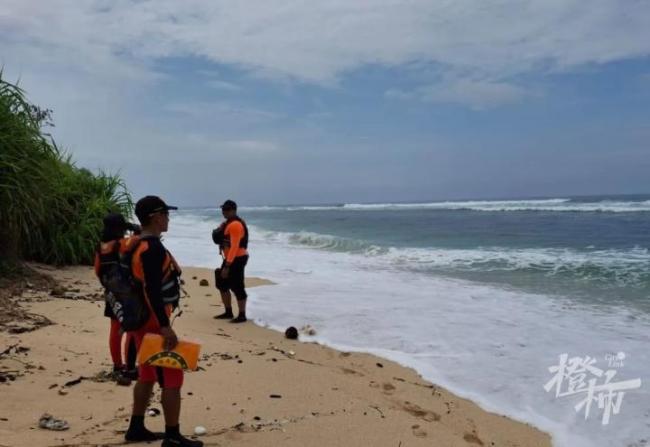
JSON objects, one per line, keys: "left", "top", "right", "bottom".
{"left": 164, "top": 195, "right": 650, "bottom": 447}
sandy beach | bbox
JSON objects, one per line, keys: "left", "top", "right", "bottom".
{"left": 0, "top": 264, "right": 551, "bottom": 447}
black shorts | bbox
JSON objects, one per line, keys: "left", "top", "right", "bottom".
{"left": 215, "top": 255, "right": 248, "bottom": 300}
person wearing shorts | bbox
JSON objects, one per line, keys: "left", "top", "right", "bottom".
{"left": 94, "top": 213, "right": 138, "bottom": 384}
{"left": 213, "top": 199, "right": 249, "bottom": 323}
{"left": 124, "top": 196, "right": 202, "bottom": 447}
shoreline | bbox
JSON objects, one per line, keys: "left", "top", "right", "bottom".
{"left": 0, "top": 264, "right": 552, "bottom": 446}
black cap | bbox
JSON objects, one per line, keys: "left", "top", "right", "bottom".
{"left": 135, "top": 196, "right": 178, "bottom": 223}
{"left": 220, "top": 199, "right": 237, "bottom": 211}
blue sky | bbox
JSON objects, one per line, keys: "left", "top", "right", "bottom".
{"left": 2, "top": 1, "right": 650, "bottom": 206}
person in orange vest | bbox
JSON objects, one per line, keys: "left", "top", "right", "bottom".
{"left": 124, "top": 196, "right": 202, "bottom": 447}
{"left": 213, "top": 199, "right": 250, "bottom": 323}
{"left": 94, "top": 213, "right": 139, "bottom": 384}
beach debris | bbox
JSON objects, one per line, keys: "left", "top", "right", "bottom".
{"left": 50, "top": 286, "right": 67, "bottom": 297}
{"left": 0, "top": 371, "right": 18, "bottom": 382}
{"left": 5, "top": 312, "right": 52, "bottom": 333}
{"left": 285, "top": 326, "right": 298, "bottom": 339}
{"left": 269, "top": 346, "right": 297, "bottom": 359}
{"left": 0, "top": 344, "right": 30, "bottom": 357}
{"left": 269, "top": 394, "right": 282, "bottom": 399}
{"left": 369, "top": 405, "right": 385, "bottom": 419}
{"left": 194, "top": 426, "right": 207, "bottom": 436}
{"left": 199, "top": 279, "right": 209, "bottom": 286}
{"left": 91, "top": 370, "right": 116, "bottom": 383}
{"left": 376, "top": 362, "right": 384, "bottom": 368}
{"left": 192, "top": 276, "right": 198, "bottom": 280}
{"left": 147, "top": 408, "right": 161, "bottom": 417}
{"left": 64, "top": 376, "right": 85, "bottom": 387}
{"left": 38, "top": 414, "right": 70, "bottom": 431}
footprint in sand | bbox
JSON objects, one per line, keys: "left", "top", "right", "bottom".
{"left": 402, "top": 401, "right": 441, "bottom": 422}
{"left": 341, "top": 367, "right": 364, "bottom": 377}
{"left": 411, "top": 424, "right": 427, "bottom": 438}
{"left": 463, "top": 432, "right": 484, "bottom": 445}
{"left": 382, "top": 382, "right": 396, "bottom": 394}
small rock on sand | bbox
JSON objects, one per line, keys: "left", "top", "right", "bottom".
{"left": 199, "top": 279, "right": 209, "bottom": 287}
{"left": 38, "top": 414, "right": 69, "bottom": 431}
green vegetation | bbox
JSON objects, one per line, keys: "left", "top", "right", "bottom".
{"left": 0, "top": 74, "right": 131, "bottom": 269}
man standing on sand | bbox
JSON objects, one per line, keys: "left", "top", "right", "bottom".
{"left": 94, "top": 212, "right": 139, "bottom": 385}
{"left": 213, "top": 199, "right": 250, "bottom": 323}
{"left": 124, "top": 196, "right": 203, "bottom": 447}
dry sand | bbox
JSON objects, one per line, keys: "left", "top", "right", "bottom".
{"left": 0, "top": 265, "right": 552, "bottom": 447}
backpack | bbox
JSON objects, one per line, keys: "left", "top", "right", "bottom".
{"left": 99, "top": 237, "right": 150, "bottom": 331}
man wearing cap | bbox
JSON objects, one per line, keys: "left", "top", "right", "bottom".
{"left": 124, "top": 196, "right": 203, "bottom": 447}
{"left": 213, "top": 199, "right": 250, "bottom": 323}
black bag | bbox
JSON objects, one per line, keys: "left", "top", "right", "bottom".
{"left": 214, "top": 267, "right": 223, "bottom": 289}
{"left": 212, "top": 227, "right": 225, "bottom": 246}
{"left": 102, "top": 239, "right": 150, "bottom": 331}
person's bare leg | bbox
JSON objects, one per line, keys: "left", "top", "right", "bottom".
{"left": 161, "top": 387, "right": 181, "bottom": 426}
{"left": 214, "top": 290, "right": 234, "bottom": 319}
{"left": 133, "top": 381, "right": 154, "bottom": 415}
{"left": 230, "top": 298, "right": 247, "bottom": 323}
{"left": 125, "top": 382, "right": 162, "bottom": 441}
{"left": 161, "top": 387, "right": 203, "bottom": 446}
{"left": 221, "top": 290, "right": 232, "bottom": 309}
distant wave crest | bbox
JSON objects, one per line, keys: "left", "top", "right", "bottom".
{"left": 258, "top": 228, "right": 650, "bottom": 287}
{"left": 242, "top": 198, "right": 650, "bottom": 213}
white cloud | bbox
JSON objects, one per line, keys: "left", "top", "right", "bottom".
{"left": 223, "top": 139, "right": 279, "bottom": 153}
{"left": 2, "top": 0, "right": 649, "bottom": 85}
{"left": 387, "top": 79, "right": 535, "bottom": 109}
{"left": 182, "top": 135, "right": 279, "bottom": 153}
{"left": 206, "top": 79, "right": 241, "bottom": 92}
{"left": 164, "top": 101, "right": 281, "bottom": 122}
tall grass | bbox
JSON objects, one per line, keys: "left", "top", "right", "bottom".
{"left": 0, "top": 74, "right": 131, "bottom": 268}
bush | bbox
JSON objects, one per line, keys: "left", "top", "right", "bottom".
{"left": 0, "top": 74, "right": 131, "bottom": 267}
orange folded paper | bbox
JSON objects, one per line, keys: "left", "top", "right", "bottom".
{"left": 137, "top": 333, "right": 201, "bottom": 370}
